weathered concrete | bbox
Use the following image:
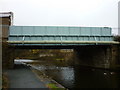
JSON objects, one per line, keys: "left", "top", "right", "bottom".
{"left": 8, "top": 47, "right": 15, "bottom": 69}
{"left": 74, "top": 45, "right": 119, "bottom": 69}
{"left": 110, "top": 45, "right": 119, "bottom": 69}
{"left": 113, "top": 44, "right": 120, "bottom": 69}
{"left": 2, "top": 43, "right": 15, "bottom": 69}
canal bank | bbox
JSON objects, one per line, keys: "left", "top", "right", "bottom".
{"left": 4, "top": 63, "right": 66, "bottom": 89}
{"left": 29, "top": 64, "right": 67, "bottom": 89}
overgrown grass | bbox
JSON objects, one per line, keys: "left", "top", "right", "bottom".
{"left": 47, "top": 83, "right": 58, "bottom": 88}
{"left": 47, "top": 83, "right": 65, "bottom": 90}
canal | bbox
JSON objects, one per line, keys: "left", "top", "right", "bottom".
{"left": 15, "top": 59, "right": 120, "bottom": 89}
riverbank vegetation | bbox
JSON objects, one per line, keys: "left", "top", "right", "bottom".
{"left": 46, "top": 83, "right": 66, "bottom": 90}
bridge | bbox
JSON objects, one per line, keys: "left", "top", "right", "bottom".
{"left": 4, "top": 26, "right": 119, "bottom": 69}
{"left": 8, "top": 26, "right": 119, "bottom": 47}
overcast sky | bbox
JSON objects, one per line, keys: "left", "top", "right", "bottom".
{"left": 0, "top": 0, "right": 120, "bottom": 34}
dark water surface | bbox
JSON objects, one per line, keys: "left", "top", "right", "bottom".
{"left": 35, "top": 65, "right": 120, "bottom": 88}
{"left": 16, "top": 59, "right": 120, "bottom": 89}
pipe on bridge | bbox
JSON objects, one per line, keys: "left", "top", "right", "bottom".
{"left": 7, "top": 40, "right": 119, "bottom": 44}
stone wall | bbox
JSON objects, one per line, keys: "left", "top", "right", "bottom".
{"left": 74, "top": 45, "right": 119, "bottom": 69}
{"left": 2, "top": 43, "right": 15, "bottom": 69}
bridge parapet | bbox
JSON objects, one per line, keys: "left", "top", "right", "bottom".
{"left": 9, "top": 26, "right": 112, "bottom": 36}
{"left": 8, "top": 26, "right": 119, "bottom": 46}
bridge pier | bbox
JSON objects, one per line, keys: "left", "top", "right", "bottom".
{"left": 74, "top": 45, "right": 119, "bottom": 69}
{"left": 110, "top": 45, "right": 119, "bottom": 69}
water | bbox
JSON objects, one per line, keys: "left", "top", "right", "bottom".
{"left": 15, "top": 59, "right": 120, "bottom": 89}
{"left": 35, "top": 65, "right": 120, "bottom": 88}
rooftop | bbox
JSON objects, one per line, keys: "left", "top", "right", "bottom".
{"left": 0, "top": 12, "right": 13, "bottom": 18}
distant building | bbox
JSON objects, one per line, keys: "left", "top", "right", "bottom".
{"left": 0, "top": 12, "right": 13, "bottom": 40}
{"left": 118, "top": 1, "right": 120, "bottom": 35}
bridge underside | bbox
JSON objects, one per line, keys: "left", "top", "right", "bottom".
{"left": 8, "top": 44, "right": 112, "bottom": 49}
{"left": 7, "top": 44, "right": 119, "bottom": 70}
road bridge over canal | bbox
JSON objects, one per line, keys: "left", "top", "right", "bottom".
{"left": 8, "top": 26, "right": 119, "bottom": 47}
{"left": 6, "top": 26, "right": 119, "bottom": 69}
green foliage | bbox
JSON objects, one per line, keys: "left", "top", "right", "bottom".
{"left": 47, "top": 83, "right": 58, "bottom": 88}
{"left": 47, "top": 83, "right": 65, "bottom": 90}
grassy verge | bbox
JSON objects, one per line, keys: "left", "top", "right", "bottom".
{"left": 47, "top": 83, "right": 58, "bottom": 88}
{"left": 31, "top": 68, "right": 67, "bottom": 90}
{"left": 47, "top": 83, "right": 65, "bottom": 90}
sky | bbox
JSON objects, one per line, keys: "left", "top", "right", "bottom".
{"left": 0, "top": 0, "right": 120, "bottom": 34}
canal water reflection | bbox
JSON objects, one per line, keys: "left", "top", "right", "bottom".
{"left": 16, "top": 59, "right": 120, "bottom": 89}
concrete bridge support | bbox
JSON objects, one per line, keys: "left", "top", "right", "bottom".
{"left": 74, "top": 45, "right": 119, "bottom": 69}
{"left": 111, "top": 45, "right": 120, "bottom": 69}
